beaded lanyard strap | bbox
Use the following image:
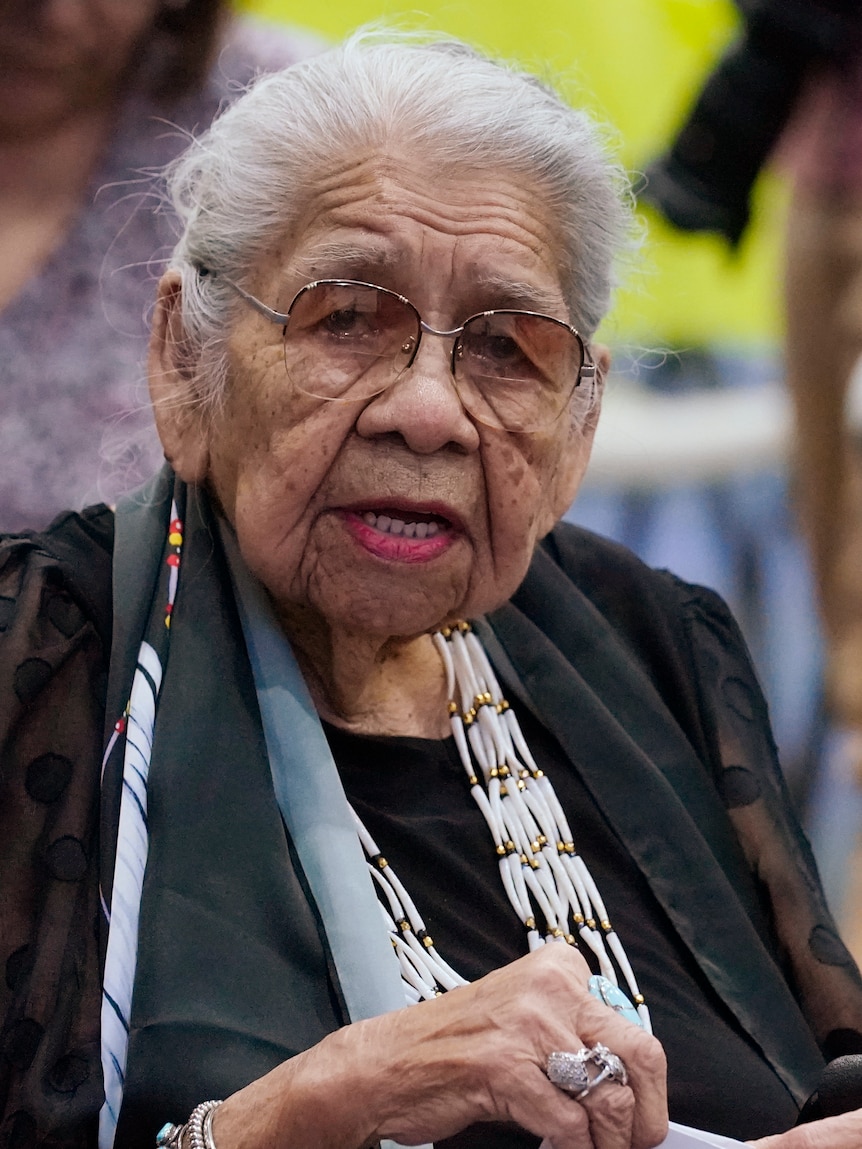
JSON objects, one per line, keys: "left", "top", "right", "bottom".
{"left": 353, "top": 621, "right": 651, "bottom": 1032}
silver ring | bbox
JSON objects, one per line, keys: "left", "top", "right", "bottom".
{"left": 545, "top": 1049, "right": 593, "bottom": 1094}
{"left": 546, "top": 1043, "right": 628, "bottom": 1100}
{"left": 575, "top": 1043, "right": 628, "bottom": 1099}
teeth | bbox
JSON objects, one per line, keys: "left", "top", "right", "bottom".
{"left": 360, "top": 511, "right": 445, "bottom": 538}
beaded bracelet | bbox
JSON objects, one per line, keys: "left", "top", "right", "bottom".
{"left": 156, "top": 1099, "right": 223, "bottom": 1149}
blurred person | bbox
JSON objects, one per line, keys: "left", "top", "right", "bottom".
{"left": 641, "top": 0, "right": 862, "bottom": 787}
{"left": 0, "top": 0, "right": 318, "bottom": 532}
{"left": 781, "top": 56, "right": 862, "bottom": 769}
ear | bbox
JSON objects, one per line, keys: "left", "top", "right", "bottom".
{"left": 148, "top": 271, "right": 211, "bottom": 484}
{"left": 538, "top": 342, "right": 610, "bottom": 535}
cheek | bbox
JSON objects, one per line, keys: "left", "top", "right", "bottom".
{"left": 207, "top": 379, "right": 356, "bottom": 545}
{"left": 484, "top": 437, "right": 554, "bottom": 538}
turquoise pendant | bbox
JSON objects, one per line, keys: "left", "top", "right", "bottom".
{"left": 588, "top": 974, "right": 644, "bottom": 1028}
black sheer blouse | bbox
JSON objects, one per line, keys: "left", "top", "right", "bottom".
{"left": 1, "top": 509, "right": 862, "bottom": 1147}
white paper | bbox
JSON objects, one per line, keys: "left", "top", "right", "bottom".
{"left": 658, "top": 1123, "right": 747, "bottom": 1148}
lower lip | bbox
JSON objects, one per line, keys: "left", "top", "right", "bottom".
{"left": 340, "top": 512, "right": 457, "bottom": 563}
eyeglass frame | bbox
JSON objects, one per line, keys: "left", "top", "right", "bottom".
{"left": 196, "top": 266, "right": 597, "bottom": 429}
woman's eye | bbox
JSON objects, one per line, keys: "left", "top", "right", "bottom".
{"left": 484, "top": 335, "right": 523, "bottom": 362}
{"left": 322, "top": 307, "right": 363, "bottom": 337}
{"left": 465, "top": 332, "right": 531, "bottom": 371}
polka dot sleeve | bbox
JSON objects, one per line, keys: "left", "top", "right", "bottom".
{"left": 679, "top": 579, "right": 862, "bottom": 1060}
{"left": 0, "top": 527, "right": 109, "bottom": 1146}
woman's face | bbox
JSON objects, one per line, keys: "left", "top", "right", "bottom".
{"left": 0, "top": 0, "right": 161, "bottom": 138}
{"left": 159, "top": 154, "right": 602, "bottom": 640}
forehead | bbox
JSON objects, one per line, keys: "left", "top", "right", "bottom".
{"left": 260, "top": 153, "right": 568, "bottom": 314}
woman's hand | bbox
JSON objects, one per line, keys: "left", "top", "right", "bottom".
{"left": 751, "top": 1109, "right": 862, "bottom": 1149}
{"left": 212, "top": 944, "right": 667, "bottom": 1149}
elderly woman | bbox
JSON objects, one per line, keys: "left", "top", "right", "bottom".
{"left": 2, "top": 31, "right": 862, "bottom": 1149}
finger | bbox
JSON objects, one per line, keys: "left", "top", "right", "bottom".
{"left": 572, "top": 1001, "right": 667, "bottom": 1149}
{"left": 751, "top": 1108, "right": 862, "bottom": 1149}
{"left": 577, "top": 1080, "right": 636, "bottom": 1149}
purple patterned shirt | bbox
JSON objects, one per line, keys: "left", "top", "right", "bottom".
{"left": 0, "top": 19, "right": 320, "bottom": 531}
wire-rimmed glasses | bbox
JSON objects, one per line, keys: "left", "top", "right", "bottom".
{"left": 200, "top": 269, "right": 595, "bottom": 434}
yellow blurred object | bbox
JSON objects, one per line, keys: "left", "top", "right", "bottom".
{"left": 234, "top": 0, "right": 786, "bottom": 349}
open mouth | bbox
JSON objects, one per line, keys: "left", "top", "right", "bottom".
{"left": 340, "top": 506, "right": 458, "bottom": 563}
{"left": 359, "top": 510, "right": 447, "bottom": 539}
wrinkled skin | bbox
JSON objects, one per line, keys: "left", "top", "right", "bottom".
{"left": 152, "top": 152, "right": 604, "bottom": 736}
{"left": 149, "top": 153, "right": 852, "bottom": 1148}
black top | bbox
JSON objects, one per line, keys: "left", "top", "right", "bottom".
{"left": 3, "top": 499, "right": 862, "bottom": 1148}
{"left": 327, "top": 709, "right": 799, "bottom": 1145}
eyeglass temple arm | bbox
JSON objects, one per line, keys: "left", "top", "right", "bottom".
{"left": 196, "top": 265, "right": 290, "bottom": 325}
{"left": 578, "top": 347, "right": 597, "bottom": 389}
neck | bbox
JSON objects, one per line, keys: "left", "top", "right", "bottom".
{"left": 0, "top": 105, "right": 113, "bottom": 206}
{"left": 277, "top": 608, "right": 451, "bottom": 739}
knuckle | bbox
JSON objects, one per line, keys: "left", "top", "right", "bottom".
{"left": 627, "top": 1029, "right": 666, "bottom": 1079}
{"left": 589, "top": 1083, "right": 635, "bottom": 1121}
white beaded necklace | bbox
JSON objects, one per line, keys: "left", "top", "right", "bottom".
{"left": 351, "top": 621, "right": 651, "bottom": 1032}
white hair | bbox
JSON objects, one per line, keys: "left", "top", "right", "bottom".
{"left": 164, "top": 27, "right": 635, "bottom": 416}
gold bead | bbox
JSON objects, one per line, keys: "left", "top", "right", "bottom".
{"left": 377, "top": 856, "right": 388, "bottom": 868}
{"left": 537, "top": 834, "right": 547, "bottom": 846}
{"left": 530, "top": 841, "right": 540, "bottom": 853}
{"left": 448, "top": 701, "right": 458, "bottom": 715}
{"left": 565, "top": 843, "right": 575, "bottom": 854}
{"left": 557, "top": 841, "right": 566, "bottom": 853}
{"left": 496, "top": 844, "right": 506, "bottom": 856}
{"left": 498, "top": 765, "right": 510, "bottom": 778}
{"left": 463, "top": 712, "right": 474, "bottom": 727}
{"left": 398, "top": 919, "right": 410, "bottom": 933}
{"left": 458, "top": 620, "right": 471, "bottom": 632}
{"left": 506, "top": 840, "right": 515, "bottom": 851}
{"left": 519, "top": 854, "right": 529, "bottom": 866}
{"left": 483, "top": 691, "right": 492, "bottom": 704}
{"left": 441, "top": 626, "right": 452, "bottom": 639}
{"left": 468, "top": 775, "right": 479, "bottom": 787}
{"left": 525, "top": 916, "right": 536, "bottom": 929}
{"left": 634, "top": 994, "right": 645, "bottom": 1005}
{"left": 574, "top": 913, "right": 585, "bottom": 924}
{"left": 552, "top": 928, "right": 564, "bottom": 938}
{"left": 423, "top": 935, "right": 434, "bottom": 948}
{"left": 600, "top": 919, "right": 612, "bottom": 932}
{"left": 586, "top": 918, "right": 596, "bottom": 929}
{"left": 533, "top": 768, "right": 543, "bottom": 778}
{"left": 516, "top": 779, "right": 526, "bottom": 791}
{"left": 565, "top": 934, "right": 576, "bottom": 945}
{"left": 489, "top": 767, "right": 499, "bottom": 778}
{"left": 519, "top": 769, "right": 530, "bottom": 779}
{"left": 499, "top": 785, "right": 508, "bottom": 796}
{"left": 529, "top": 857, "right": 539, "bottom": 870}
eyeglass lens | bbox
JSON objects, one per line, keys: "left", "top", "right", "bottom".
{"left": 282, "top": 281, "right": 583, "bottom": 432}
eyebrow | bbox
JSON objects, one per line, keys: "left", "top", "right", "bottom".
{"left": 290, "top": 240, "right": 401, "bottom": 282}
{"left": 288, "top": 242, "right": 568, "bottom": 319}
{"left": 469, "top": 273, "right": 566, "bottom": 319}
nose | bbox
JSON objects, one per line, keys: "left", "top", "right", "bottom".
{"left": 354, "top": 332, "right": 481, "bottom": 455}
